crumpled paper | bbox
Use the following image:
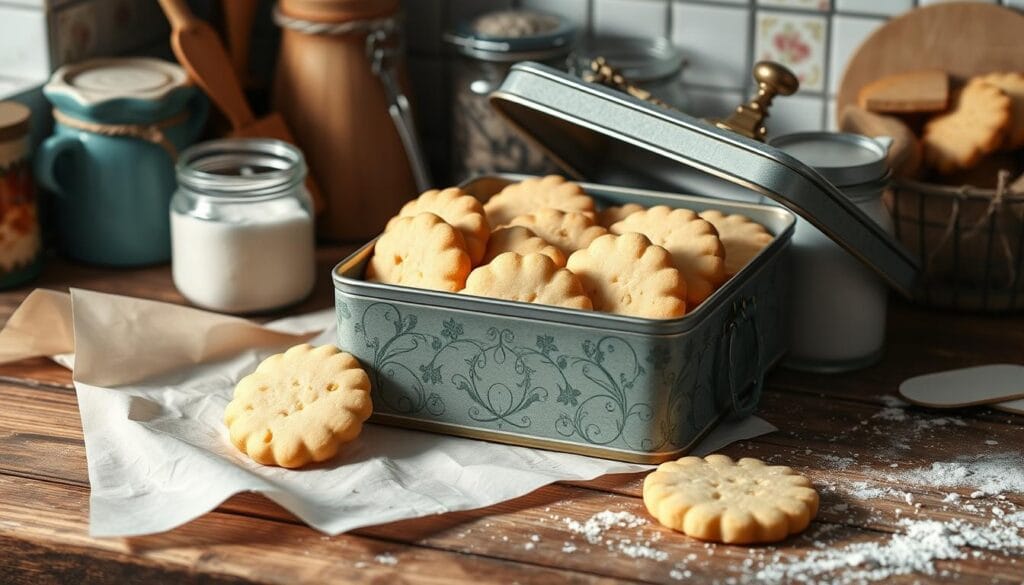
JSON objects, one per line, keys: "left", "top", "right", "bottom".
{"left": 0, "top": 288, "right": 776, "bottom": 537}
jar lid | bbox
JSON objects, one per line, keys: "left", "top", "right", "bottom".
{"left": 489, "top": 62, "right": 918, "bottom": 295}
{"left": 445, "top": 10, "right": 577, "bottom": 62}
{"left": 575, "top": 36, "right": 685, "bottom": 83}
{"left": 45, "top": 58, "right": 190, "bottom": 107}
{"left": 769, "top": 131, "right": 890, "bottom": 187}
{"left": 0, "top": 101, "right": 30, "bottom": 142}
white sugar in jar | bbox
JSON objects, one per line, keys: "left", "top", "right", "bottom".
{"left": 170, "top": 139, "right": 315, "bottom": 314}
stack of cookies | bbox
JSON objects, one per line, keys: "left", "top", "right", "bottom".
{"left": 365, "top": 175, "right": 774, "bottom": 319}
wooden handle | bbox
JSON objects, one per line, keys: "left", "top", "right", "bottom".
{"left": 157, "top": 0, "right": 195, "bottom": 32}
{"left": 223, "top": 0, "right": 258, "bottom": 82}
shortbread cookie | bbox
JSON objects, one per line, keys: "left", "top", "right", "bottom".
{"left": 509, "top": 208, "right": 608, "bottom": 256}
{"left": 484, "top": 175, "right": 596, "bottom": 227}
{"left": 976, "top": 72, "right": 1024, "bottom": 149}
{"left": 566, "top": 233, "right": 686, "bottom": 319}
{"left": 367, "top": 212, "right": 471, "bottom": 292}
{"left": 482, "top": 225, "right": 567, "bottom": 267}
{"left": 857, "top": 70, "right": 949, "bottom": 114}
{"left": 462, "top": 252, "right": 592, "bottom": 310}
{"left": 923, "top": 80, "right": 1011, "bottom": 174}
{"left": 698, "top": 210, "right": 774, "bottom": 276}
{"left": 609, "top": 205, "right": 726, "bottom": 305}
{"left": 597, "top": 203, "right": 645, "bottom": 228}
{"left": 387, "top": 187, "right": 490, "bottom": 264}
{"left": 224, "top": 344, "right": 373, "bottom": 469}
{"left": 643, "top": 454, "right": 819, "bottom": 544}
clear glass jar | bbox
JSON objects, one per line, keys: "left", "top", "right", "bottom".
{"left": 446, "top": 10, "right": 577, "bottom": 182}
{"left": 574, "top": 36, "right": 688, "bottom": 110}
{"left": 0, "top": 101, "right": 42, "bottom": 289}
{"left": 170, "top": 138, "right": 315, "bottom": 314}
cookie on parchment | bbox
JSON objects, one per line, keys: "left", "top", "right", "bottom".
{"left": 482, "top": 225, "right": 567, "bottom": 268}
{"left": 597, "top": 203, "right": 645, "bottom": 228}
{"left": 643, "top": 454, "right": 819, "bottom": 544}
{"left": 387, "top": 187, "right": 490, "bottom": 265}
{"left": 566, "top": 232, "right": 686, "bottom": 319}
{"left": 923, "top": 79, "right": 1011, "bottom": 174}
{"left": 483, "top": 175, "right": 595, "bottom": 227}
{"left": 698, "top": 210, "right": 774, "bottom": 276}
{"left": 976, "top": 72, "right": 1024, "bottom": 149}
{"left": 367, "top": 212, "right": 472, "bottom": 292}
{"left": 224, "top": 344, "right": 373, "bottom": 469}
{"left": 609, "top": 205, "right": 726, "bottom": 306}
{"left": 509, "top": 208, "right": 608, "bottom": 256}
{"left": 462, "top": 252, "right": 592, "bottom": 310}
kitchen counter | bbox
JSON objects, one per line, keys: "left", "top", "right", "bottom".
{"left": 1, "top": 246, "right": 1022, "bottom": 584}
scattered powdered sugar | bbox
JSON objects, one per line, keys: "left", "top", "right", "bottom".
{"left": 374, "top": 553, "right": 398, "bottom": 566}
{"left": 755, "top": 517, "right": 1024, "bottom": 584}
{"left": 819, "top": 454, "right": 857, "bottom": 470}
{"left": 844, "top": 481, "right": 911, "bottom": 502}
{"left": 564, "top": 510, "right": 646, "bottom": 544}
{"left": 562, "top": 510, "right": 668, "bottom": 561}
{"left": 897, "top": 453, "right": 1024, "bottom": 498}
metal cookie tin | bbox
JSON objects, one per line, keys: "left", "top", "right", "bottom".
{"left": 334, "top": 177, "right": 794, "bottom": 463}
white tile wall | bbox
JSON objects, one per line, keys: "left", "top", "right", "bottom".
{"left": 0, "top": 6, "right": 52, "bottom": 80}
{"left": 593, "top": 0, "right": 669, "bottom": 37}
{"left": 519, "top": 0, "right": 591, "bottom": 24}
{"left": 834, "top": 0, "right": 913, "bottom": 16}
{"left": 683, "top": 87, "right": 745, "bottom": 118}
{"left": 671, "top": 3, "right": 750, "bottom": 89}
{"left": 828, "top": 14, "right": 885, "bottom": 94}
{"left": 766, "top": 93, "right": 825, "bottom": 134}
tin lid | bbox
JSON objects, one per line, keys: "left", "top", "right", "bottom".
{"left": 769, "top": 131, "right": 890, "bottom": 187}
{"left": 45, "top": 58, "right": 190, "bottom": 106}
{"left": 489, "top": 62, "right": 918, "bottom": 295}
{"left": 0, "top": 102, "right": 30, "bottom": 142}
{"left": 575, "top": 36, "right": 685, "bottom": 83}
{"left": 445, "top": 10, "right": 577, "bottom": 62}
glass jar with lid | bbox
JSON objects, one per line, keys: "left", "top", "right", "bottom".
{"left": 170, "top": 138, "right": 316, "bottom": 314}
{"left": 574, "top": 36, "right": 687, "bottom": 110}
{"left": 445, "top": 9, "right": 578, "bottom": 182}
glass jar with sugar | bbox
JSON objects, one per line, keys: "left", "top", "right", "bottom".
{"left": 170, "top": 138, "right": 315, "bottom": 314}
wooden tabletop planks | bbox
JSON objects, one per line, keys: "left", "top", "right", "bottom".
{"left": 1, "top": 250, "right": 1022, "bottom": 584}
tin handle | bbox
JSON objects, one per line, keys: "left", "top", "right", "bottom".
{"left": 726, "top": 297, "right": 764, "bottom": 418}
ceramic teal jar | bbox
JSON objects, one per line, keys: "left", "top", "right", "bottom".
{"left": 35, "top": 58, "right": 207, "bottom": 266}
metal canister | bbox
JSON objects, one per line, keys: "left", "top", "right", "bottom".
{"left": 445, "top": 10, "right": 577, "bottom": 182}
{"left": 574, "top": 36, "right": 687, "bottom": 110}
{"left": 0, "top": 101, "right": 42, "bottom": 288}
{"left": 769, "top": 132, "right": 894, "bottom": 372}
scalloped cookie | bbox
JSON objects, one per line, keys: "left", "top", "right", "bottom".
{"left": 462, "top": 252, "right": 592, "bottom": 310}
{"left": 482, "top": 225, "right": 567, "bottom": 267}
{"left": 610, "top": 205, "right": 726, "bottom": 305}
{"left": 923, "top": 80, "right": 1011, "bottom": 174}
{"left": 597, "top": 203, "right": 645, "bottom": 228}
{"left": 387, "top": 187, "right": 490, "bottom": 265}
{"left": 509, "top": 208, "right": 608, "bottom": 256}
{"left": 484, "top": 175, "right": 596, "bottom": 227}
{"left": 643, "top": 454, "right": 819, "bottom": 544}
{"left": 224, "top": 344, "right": 373, "bottom": 469}
{"left": 367, "top": 212, "right": 472, "bottom": 292}
{"left": 976, "top": 72, "right": 1024, "bottom": 149}
{"left": 698, "top": 210, "right": 774, "bottom": 276}
{"left": 566, "top": 232, "right": 686, "bottom": 319}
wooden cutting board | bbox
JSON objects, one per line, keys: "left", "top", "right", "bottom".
{"left": 837, "top": 2, "right": 1024, "bottom": 124}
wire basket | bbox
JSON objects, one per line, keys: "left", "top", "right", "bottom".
{"left": 889, "top": 171, "right": 1024, "bottom": 311}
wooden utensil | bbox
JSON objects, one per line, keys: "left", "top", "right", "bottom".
{"left": 222, "top": 0, "right": 258, "bottom": 82}
{"left": 837, "top": 3, "right": 1024, "bottom": 125}
{"left": 157, "top": 0, "right": 324, "bottom": 213}
{"left": 899, "top": 364, "right": 1024, "bottom": 408}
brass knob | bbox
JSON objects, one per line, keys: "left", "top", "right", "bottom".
{"left": 711, "top": 61, "right": 799, "bottom": 141}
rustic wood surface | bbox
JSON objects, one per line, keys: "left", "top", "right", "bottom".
{"left": 1, "top": 246, "right": 1022, "bottom": 584}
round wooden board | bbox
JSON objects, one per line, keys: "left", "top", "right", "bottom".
{"left": 836, "top": 2, "right": 1024, "bottom": 125}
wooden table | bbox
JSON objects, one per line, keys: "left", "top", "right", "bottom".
{"left": 1, "top": 247, "right": 1022, "bottom": 584}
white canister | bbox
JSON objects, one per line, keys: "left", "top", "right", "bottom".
{"left": 170, "top": 138, "right": 315, "bottom": 314}
{"left": 769, "top": 132, "right": 894, "bottom": 372}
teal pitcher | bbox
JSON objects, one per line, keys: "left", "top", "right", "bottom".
{"left": 36, "top": 58, "right": 207, "bottom": 266}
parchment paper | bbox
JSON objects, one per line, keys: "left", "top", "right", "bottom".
{"left": 0, "top": 288, "right": 776, "bottom": 537}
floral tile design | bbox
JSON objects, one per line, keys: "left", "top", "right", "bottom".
{"left": 754, "top": 10, "right": 828, "bottom": 92}
{"left": 756, "top": 0, "right": 831, "bottom": 11}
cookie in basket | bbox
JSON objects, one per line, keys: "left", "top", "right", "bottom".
{"left": 922, "top": 79, "right": 1011, "bottom": 174}
{"left": 597, "top": 203, "right": 645, "bottom": 228}
{"left": 509, "top": 208, "right": 608, "bottom": 256}
{"left": 387, "top": 187, "right": 490, "bottom": 264}
{"left": 609, "top": 205, "right": 726, "bottom": 305}
{"left": 224, "top": 344, "right": 373, "bottom": 469}
{"left": 482, "top": 225, "right": 567, "bottom": 267}
{"left": 483, "top": 175, "right": 596, "bottom": 227}
{"left": 698, "top": 210, "right": 774, "bottom": 276}
{"left": 976, "top": 72, "right": 1024, "bottom": 149}
{"left": 462, "top": 252, "right": 592, "bottom": 310}
{"left": 643, "top": 454, "right": 819, "bottom": 544}
{"left": 366, "top": 212, "right": 472, "bottom": 292}
{"left": 566, "top": 232, "right": 686, "bottom": 319}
